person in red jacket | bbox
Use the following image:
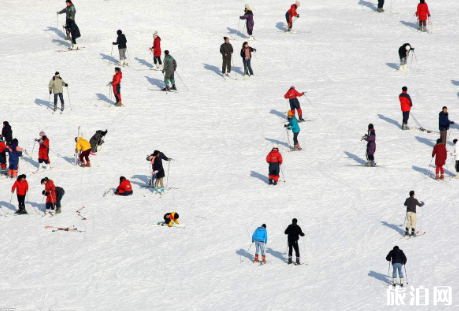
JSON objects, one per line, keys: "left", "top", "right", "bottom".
{"left": 36, "top": 131, "right": 50, "bottom": 171}
{"left": 285, "top": 1, "right": 300, "bottom": 32}
{"left": 115, "top": 176, "right": 133, "bottom": 196}
{"left": 284, "top": 86, "right": 306, "bottom": 122}
{"left": 399, "top": 86, "right": 412, "bottom": 130}
{"left": 0, "top": 137, "right": 6, "bottom": 175}
{"left": 41, "top": 177, "right": 57, "bottom": 215}
{"left": 109, "top": 67, "right": 123, "bottom": 107}
{"left": 266, "top": 144, "right": 283, "bottom": 185}
{"left": 12, "top": 174, "right": 28, "bottom": 214}
{"left": 415, "top": 0, "right": 430, "bottom": 32}
{"left": 149, "top": 31, "right": 162, "bottom": 70}
{"left": 432, "top": 139, "right": 447, "bottom": 179}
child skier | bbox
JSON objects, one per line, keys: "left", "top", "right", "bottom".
{"left": 163, "top": 212, "right": 179, "bottom": 227}
{"left": 251, "top": 224, "right": 267, "bottom": 263}
{"left": 285, "top": 2, "right": 300, "bottom": 32}
{"left": 12, "top": 174, "right": 28, "bottom": 215}
{"left": 110, "top": 67, "right": 123, "bottom": 106}
{"left": 240, "top": 42, "right": 256, "bottom": 78}
{"left": 285, "top": 111, "right": 301, "bottom": 150}
{"left": 57, "top": 0, "right": 76, "bottom": 40}
{"left": 41, "top": 177, "right": 56, "bottom": 216}
{"left": 240, "top": 4, "right": 255, "bottom": 40}
{"left": 432, "top": 138, "right": 447, "bottom": 179}
{"left": 284, "top": 218, "right": 305, "bottom": 265}
{"left": 399, "top": 86, "right": 412, "bottom": 130}
{"left": 284, "top": 86, "right": 306, "bottom": 122}
{"left": 147, "top": 150, "right": 172, "bottom": 194}
{"left": 36, "top": 131, "right": 50, "bottom": 171}
{"left": 6, "top": 138, "right": 23, "bottom": 178}
{"left": 149, "top": 31, "right": 162, "bottom": 70}
{"left": 162, "top": 50, "right": 177, "bottom": 91}
{"left": 398, "top": 43, "right": 414, "bottom": 72}
{"left": 415, "top": 0, "right": 430, "bottom": 32}
{"left": 75, "top": 136, "right": 91, "bottom": 167}
{"left": 386, "top": 246, "right": 407, "bottom": 287}
{"left": 266, "top": 144, "right": 283, "bottom": 185}
{"left": 453, "top": 139, "right": 459, "bottom": 178}
{"left": 0, "top": 137, "right": 6, "bottom": 175}
{"left": 404, "top": 191, "right": 424, "bottom": 237}
{"left": 115, "top": 176, "right": 133, "bottom": 196}
{"left": 362, "top": 124, "right": 376, "bottom": 167}
{"left": 439, "top": 106, "right": 454, "bottom": 144}
{"left": 49, "top": 72, "right": 68, "bottom": 112}
{"left": 113, "top": 30, "right": 128, "bottom": 66}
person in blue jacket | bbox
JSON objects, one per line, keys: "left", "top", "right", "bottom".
{"left": 439, "top": 106, "right": 454, "bottom": 144}
{"left": 251, "top": 224, "right": 268, "bottom": 263}
{"left": 5, "top": 138, "right": 23, "bottom": 178}
{"left": 284, "top": 110, "right": 301, "bottom": 150}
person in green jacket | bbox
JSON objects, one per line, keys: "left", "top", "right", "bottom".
{"left": 48, "top": 72, "right": 68, "bottom": 112}
{"left": 284, "top": 110, "right": 301, "bottom": 150}
{"left": 162, "top": 50, "right": 177, "bottom": 91}
{"left": 57, "top": 0, "right": 76, "bottom": 40}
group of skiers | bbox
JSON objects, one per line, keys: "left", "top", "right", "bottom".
{"left": 376, "top": 0, "right": 430, "bottom": 31}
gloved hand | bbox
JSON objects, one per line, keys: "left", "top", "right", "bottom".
{"left": 451, "top": 121, "right": 455, "bottom": 124}
{"left": 42, "top": 190, "right": 46, "bottom": 195}
{"left": 253, "top": 49, "right": 257, "bottom": 52}
{"left": 49, "top": 90, "right": 52, "bottom": 95}
{"left": 428, "top": 15, "right": 430, "bottom": 17}
{"left": 112, "top": 42, "right": 116, "bottom": 45}
{"left": 107, "top": 82, "right": 111, "bottom": 86}
{"left": 162, "top": 70, "right": 164, "bottom": 74}
{"left": 302, "top": 92, "right": 306, "bottom": 94}
{"left": 411, "top": 47, "right": 415, "bottom": 51}
{"left": 252, "top": 241, "right": 254, "bottom": 243}
{"left": 65, "top": 83, "right": 68, "bottom": 87}
{"left": 168, "top": 158, "right": 173, "bottom": 161}
{"left": 297, "top": 14, "right": 300, "bottom": 18}
{"left": 284, "top": 124, "right": 288, "bottom": 128}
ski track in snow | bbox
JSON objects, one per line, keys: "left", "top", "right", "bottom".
{"left": 1, "top": 0, "right": 459, "bottom": 310}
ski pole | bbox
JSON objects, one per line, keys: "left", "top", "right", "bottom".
{"left": 166, "top": 161, "right": 171, "bottom": 187}
{"left": 280, "top": 166, "right": 286, "bottom": 182}
{"left": 67, "top": 86, "right": 73, "bottom": 110}
{"left": 9, "top": 192, "right": 14, "bottom": 204}
{"left": 302, "top": 238, "right": 308, "bottom": 264}
{"left": 426, "top": 158, "right": 433, "bottom": 178}
{"left": 126, "top": 48, "right": 132, "bottom": 66}
{"left": 388, "top": 262, "right": 391, "bottom": 278}
{"left": 413, "top": 50, "right": 418, "bottom": 64}
{"left": 404, "top": 265, "right": 409, "bottom": 284}
{"left": 56, "top": 14, "right": 59, "bottom": 37}
{"left": 110, "top": 44, "right": 114, "bottom": 64}
{"left": 175, "top": 71, "right": 189, "bottom": 91}
{"left": 286, "top": 128, "right": 290, "bottom": 147}
{"left": 108, "top": 85, "right": 112, "bottom": 102}
{"left": 48, "top": 93, "right": 52, "bottom": 109}
{"left": 31, "top": 140, "right": 37, "bottom": 159}
{"left": 305, "top": 95, "right": 321, "bottom": 117}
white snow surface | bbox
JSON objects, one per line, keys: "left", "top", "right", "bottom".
{"left": 1, "top": 0, "right": 459, "bottom": 310}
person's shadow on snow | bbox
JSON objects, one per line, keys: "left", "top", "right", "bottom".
{"left": 96, "top": 93, "right": 112, "bottom": 105}
{"left": 250, "top": 171, "right": 269, "bottom": 184}
{"left": 145, "top": 76, "right": 163, "bottom": 88}
{"left": 386, "top": 63, "right": 399, "bottom": 70}
{"left": 135, "top": 57, "right": 153, "bottom": 69}
{"left": 26, "top": 201, "right": 45, "bottom": 213}
{"left": 266, "top": 248, "right": 287, "bottom": 263}
{"left": 400, "top": 21, "right": 418, "bottom": 30}
{"left": 368, "top": 271, "right": 392, "bottom": 284}
{"left": 21, "top": 155, "right": 38, "bottom": 167}
{"left": 378, "top": 114, "right": 401, "bottom": 129}
{"left": 381, "top": 221, "right": 405, "bottom": 235}
{"left": 130, "top": 174, "right": 151, "bottom": 187}
{"left": 358, "top": 0, "right": 377, "bottom": 11}
{"left": 203, "top": 63, "right": 223, "bottom": 77}
{"left": 236, "top": 248, "right": 253, "bottom": 261}
{"left": 275, "top": 22, "right": 285, "bottom": 31}
{"left": 343, "top": 151, "right": 366, "bottom": 165}
{"left": 265, "top": 137, "right": 289, "bottom": 147}
{"left": 35, "top": 98, "right": 53, "bottom": 109}
{"left": 45, "top": 27, "right": 66, "bottom": 39}
{"left": 100, "top": 53, "right": 118, "bottom": 64}
{"left": 52, "top": 38, "right": 71, "bottom": 48}
{"left": 270, "top": 109, "right": 287, "bottom": 120}
{"left": 227, "top": 27, "right": 247, "bottom": 39}
{"left": 415, "top": 136, "right": 434, "bottom": 147}
{"left": 0, "top": 201, "right": 17, "bottom": 213}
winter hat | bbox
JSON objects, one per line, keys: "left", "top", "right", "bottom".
{"left": 55, "top": 71, "right": 60, "bottom": 76}
{"left": 245, "top": 4, "right": 250, "bottom": 8}
{"left": 402, "top": 86, "right": 408, "bottom": 92}
{"left": 223, "top": 36, "right": 228, "bottom": 41}
{"left": 262, "top": 224, "right": 266, "bottom": 228}
{"left": 290, "top": 86, "right": 295, "bottom": 90}
{"left": 393, "top": 246, "right": 399, "bottom": 250}
{"left": 120, "top": 176, "right": 126, "bottom": 182}
{"left": 153, "top": 31, "right": 158, "bottom": 36}
{"left": 39, "top": 131, "right": 45, "bottom": 136}
{"left": 454, "top": 139, "right": 458, "bottom": 144}
{"left": 115, "top": 67, "right": 121, "bottom": 72}
{"left": 436, "top": 138, "right": 442, "bottom": 144}
{"left": 288, "top": 110, "right": 294, "bottom": 117}
{"left": 41, "top": 177, "right": 48, "bottom": 184}
{"left": 117, "top": 30, "right": 122, "bottom": 35}
{"left": 292, "top": 218, "right": 298, "bottom": 224}
{"left": 12, "top": 138, "right": 18, "bottom": 144}
{"left": 273, "top": 143, "right": 278, "bottom": 149}
{"left": 164, "top": 50, "right": 169, "bottom": 56}
{"left": 368, "top": 123, "right": 374, "bottom": 130}
{"left": 75, "top": 137, "right": 78, "bottom": 142}
{"left": 66, "top": 0, "right": 73, "bottom": 3}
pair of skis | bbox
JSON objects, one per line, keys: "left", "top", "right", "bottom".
{"left": 150, "top": 222, "right": 186, "bottom": 228}
{"left": 45, "top": 226, "right": 84, "bottom": 233}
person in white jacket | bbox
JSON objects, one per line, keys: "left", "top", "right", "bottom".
{"left": 453, "top": 139, "right": 459, "bottom": 178}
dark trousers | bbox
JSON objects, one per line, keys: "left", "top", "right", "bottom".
{"left": 402, "top": 111, "right": 410, "bottom": 124}
{"left": 114, "top": 84, "right": 121, "bottom": 103}
{"left": 243, "top": 59, "right": 253, "bottom": 75}
{"left": 72, "top": 37, "right": 76, "bottom": 44}
{"left": 293, "top": 132, "right": 299, "bottom": 146}
{"left": 288, "top": 240, "right": 300, "bottom": 258}
{"left": 54, "top": 93, "right": 64, "bottom": 106}
{"left": 222, "top": 58, "right": 231, "bottom": 74}
{"left": 368, "top": 154, "right": 375, "bottom": 161}
{"left": 440, "top": 130, "right": 447, "bottom": 145}
{"left": 285, "top": 12, "right": 292, "bottom": 29}
{"left": 154, "top": 56, "right": 162, "bottom": 65}
{"left": 79, "top": 149, "right": 91, "bottom": 163}
{"left": 55, "top": 188, "right": 65, "bottom": 208}
{"left": 46, "top": 202, "right": 56, "bottom": 210}
{"left": 115, "top": 190, "right": 133, "bottom": 196}
{"left": 455, "top": 160, "right": 459, "bottom": 173}
{"left": 17, "top": 194, "right": 25, "bottom": 208}
{"left": 378, "top": 0, "right": 385, "bottom": 9}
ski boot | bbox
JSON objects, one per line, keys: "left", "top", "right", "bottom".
{"left": 56, "top": 207, "right": 61, "bottom": 214}
{"left": 71, "top": 44, "right": 78, "bottom": 50}
{"left": 53, "top": 105, "right": 58, "bottom": 112}
{"left": 400, "top": 278, "right": 404, "bottom": 287}
{"left": 370, "top": 161, "right": 376, "bottom": 167}
{"left": 404, "top": 228, "right": 409, "bottom": 237}
{"left": 299, "top": 117, "right": 306, "bottom": 122}
{"left": 436, "top": 173, "right": 439, "bottom": 179}
{"left": 65, "top": 33, "right": 71, "bottom": 41}
{"left": 455, "top": 174, "right": 459, "bottom": 179}
{"left": 273, "top": 180, "right": 278, "bottom": 185}
{"left": 15, "top": 207, "right": 22, "bottom": 215}
{"left": 262, "top": 255, "right": 266, "bottom": 263}
{"left": 269, "top": 179, "right": 273, "bottom": 185}
{"left": 411, "top": 229, "right": 416, "bottom": 237}
{"left": 364, "top": 161, "right": 371, "bottom": 167}
{"left": 171, "top": 84, "right": 177, "bottom": 91}
{"left": 288, "top": 257, "right": 292, "bottom": 265}
{"left": 81, "top": 161, "right": 86, "bottom": 168}
{"left": 87, "top": 161, "right": 91, "bottom": 168}
{"left": 114, "top": 101, "right": 122, "bottom": 107}
{"left": 441, "top": 174, "right": 444, "bottom": 179}
{"left": 162, "top": 86, "right": 171, "bottom": 92}
{"left": 393, "top": 278, "right": 397, "bottom": 287}
{"left": 254, "top": 254, "right": 259, "bottom": 263}
{"left": 296, "top": 257, "right": 301, "bottom": 265}
{"left": 61, "top": 104, "right": 64, "bottom": 112}
{"left": 161, "top": 188, "right": 165, "bottom": 195}
{"left": 50, "top": 210, "right": 55, "bottom": 216}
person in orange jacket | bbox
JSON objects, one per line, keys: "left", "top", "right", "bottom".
{"left": 115, "top": 176, "right": 133, "bottom": 196}
{"left": 266, "top": 144, "right": 283, "bottom": 185}
{"left": 399, "top": 86, "right": 412, "bottom": 130}
{"left": 284, "top": 86, "right": 306, "bottom": 122}
{"left": 75, "top": 136, "right": 91, "bottom": 167}
{"left": 285, "top": 1, "right": 300, "bottom": 32}
{"left": 415, "top": 0, "right": 430, "bottom": 32}
{"left": 109, "top": 67, "right": 123, "bottom": 107}
{"left": 164, "top": 212, "right": 179, "bottom": 227}
{"left": 12, "top": 174, "right": 28, "bottom": 214}
{"left": 41, "top": 177, "right": 56, "bottom": 215}
{"left": 432, "top": 139, "right": 447, "bottom": 179}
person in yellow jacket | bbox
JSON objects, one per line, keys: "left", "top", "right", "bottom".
{"left": 163, "top": 212, "right": 179, "bottom": 227}
{"left": 75, "top": 136, "right": 91, "bottom": 167}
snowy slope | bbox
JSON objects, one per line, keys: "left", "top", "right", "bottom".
{"left": 1, "top": 0, "right": 459, "bottom": 310}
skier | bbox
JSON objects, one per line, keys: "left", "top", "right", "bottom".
{"left": 75, "top": 136, "right": 91, "bottom": 167}
{"left": 149, "top": 31, "right": 162, "bottom": 70}
{"left": 398, "top": 43, "right": 414, "bottom": 72}
{"left": 266, "top": 144, "right": 283, "bottom": 185}
{"left": 115, "top": 176, "right": 133, "bottom": 196}
{"left": 362, "top": 124, "right": 376, "bottom": 167}
{"left": 162, "top": 50, "right": 177, "bottom": 91}
{"left": 147, "top": 150, "right": 172, "bottom": 194}
{"left": 41, "top": 177, "right": 56, "bottom": 216}
{"left": 284, "top": 86, "right": 306, "bottom": 122}
{"left": 2, "top": 121, "right": 13, "bottom": 145}
{"left": 0, "top": 137, "right": 6, "bottom": 175}
{"left": 285, "top": 2, "right": 300, "bottom": 32}
{"left": 285, "top": 111, "right": 301, "bottom": 150}
{"left": 453, "top": 139, "right": 459, "bottom": 178}
{"left": 6, "top": 139, "right": 23, "bottom": 178}
{"left": 386, "top": 246, "right": 407, "bottom": 287}
{"left": 439, "top": 106, "right": 454, "bottom": 144}
{"left": 240, "top": 42, "right": 256, "bottom": 78}
{"left": 404, "top": 191, "right": 424, "bottom": 237}
{"left": 399, "top": 86, "right": 412, "bottom": 130}
{"left": 251, "top": 224, "right": 267, "bottom": 263}
{"left": 432, "top": 138, "right": 447, "bottom": 179}
{"left": 35, "top": 131, "right": 50, "bottom": 171}
{"left": 11, "top": 174, "right": 28, "bottom": 215}
{"left": 415, "top": 0, "right": 430, "bottom": 32}
{"left": 64, "top": 18, "right": 81, "bottom": 50}
{"left": 284, "top": 218, "right": 305, "bottom": 265}
{"left": 55, "top": 186, "right": 65, "bottom": 214}
{"left": 240, "top": 4, "right": 255, "bottom": 40}
{"left": 49, "top": 72, "right": 68, "bottom": 112}
{"left": 220, "top": 37, "right": 233, "bottom": 77}
{"left": 110, "top": 67, "right": 123, "bottom": 106}
{"left": 89, "top": 130, "right": 108, "bottom": 152}
{"left": 377, "top": 0, "right": 385, "bottom": 13}
{"left": 163, "top": 212, "right": 179, "bottom": 227}
{"left": 113, "top": 30, "right": 128, "bottom": 66}
{"left": 57, "top": 0, "right": 76, "bottom": 40}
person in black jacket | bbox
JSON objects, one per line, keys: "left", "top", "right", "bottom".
{"left": 386, "top": 246, "right": 407, "bottom": 286}
{"left": 220, "top": 37, "right": 233, "bottom": 77}
{"left": 284, "top": 218, "right": 305, "bottom": 265}
{"left": 64, "top": 18, "right": 81, "bottom": 50}
{"left": 113, "top": 30, "right": 128, "bottom": 66}
{"left": 404, "top": 191, "right": 424, "bottom": 237}
{"left": 439, "top": 106, "right": 454, "bottom": 144}
{"left": 240, "top": 42, "right": 256, "bottom": 78}
{"left": 1, "top": 121, "right": 13, "bottom": 145}
{"left": 398, "top": 43, "right": 414, "bottom": 71}
{"left": 147, "top": 150, "right": 172, "bottom": 194}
